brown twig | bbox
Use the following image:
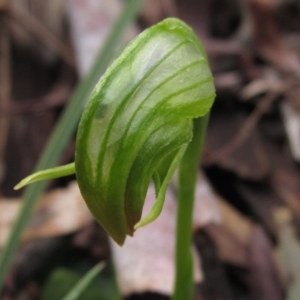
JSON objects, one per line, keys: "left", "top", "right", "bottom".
{"left": 0, "top": 15, "right": 11, "bottom": 183}
{"left": 0, "top": 84, "right": 72, "bottom": 117}
{"left": 204, "top": 75, "right": 300, "bottom": 166}
{"left": 247, "top": 0, "right": 300, "bottom": 73}
{"left": 7, "top": 3, "right": 76, "bottom": 68}
{"left": 204, "top": 92, "right": 277, "bottom": 165}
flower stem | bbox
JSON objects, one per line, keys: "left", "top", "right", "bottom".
{"left": 172, "top": 114, "right": 209, "bottom": 300}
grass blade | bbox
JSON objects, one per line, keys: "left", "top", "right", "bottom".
{"left": 0, "top": 0, "right": 144, "bottom": 292}
{"left": 61, "top": 262, "right": 106, "bottom": 300}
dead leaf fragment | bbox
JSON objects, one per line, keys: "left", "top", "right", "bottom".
{"left": 111, "top": 184, "right": 200, "bottom": 296}
{"left": 274, "top": 207, "right": 300, "bottom": 300}
{"left": 192, "top": 173, "right": 222, "bottom": 230}
{"left": 0, "top": 198, "right": 20, "bottom": 249}
{"left": 0, "top": 181, "right": 92, "bottom": 250}
{"left": 24, "top": 181, "right": 92, "bottom": 242}
{"left": 66, "top": 0, "right": 138, "bottom": 76}
{"left": 281, "top": 102, "right": 300, "bottom": 162}
{"left": 111, "top": 174, "right": 221, "bottom": 297}
{"left": 205, "top": 104, "right": 270, "bottom": 180}
{"left": 248, "top": 226, "right": 283, "bottom": 300}
{"left": 207, "top": 199, "right": 255, "bottom": 267}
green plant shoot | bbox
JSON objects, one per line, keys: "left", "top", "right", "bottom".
{"left": 15, "top": 18, "right": 215, "bottom": 247}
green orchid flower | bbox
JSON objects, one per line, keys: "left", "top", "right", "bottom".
{"left": 15, "top": 18, "right": 215, "bottom": 246}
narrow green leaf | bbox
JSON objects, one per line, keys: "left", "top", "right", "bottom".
{"left": 14, "top": 163, "right": 75, "bottom": 190}
{"left": 0, "top": 0, "right": 144, "bottom": 292}
{"left": 61, "top": 262, "right": 106, "bottom": 300}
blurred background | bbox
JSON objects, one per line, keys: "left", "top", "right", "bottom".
{"left": 1, "top": 0, "right": 300, "bottom": 299}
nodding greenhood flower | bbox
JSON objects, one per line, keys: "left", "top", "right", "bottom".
{"left": 15, "top": 18, "right": 215, "bottom": 246}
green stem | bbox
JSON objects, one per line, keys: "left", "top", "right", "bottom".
{"left": 0, "top": 0, "right": 144, "bottom": 292}
{"left": 172, "top": 114, "right": 209, "bottom": 300}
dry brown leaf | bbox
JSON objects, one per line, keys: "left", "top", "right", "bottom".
{"left": 248, "top": 0, "right": 300, "bottom": 73}
{"left": 66, "top": 0, "right": 138, "bottom": 76}
{"left": 281, "top": 101, "right": 300, "bottom": 162}
{"left": 192, "top": 172, "right": 222, "bottom": 230}
{"left": 207, "top": 199, "right": 255, "bottom": 267}
{"left": 24, "top": 181, "right": 92, "bottom": 242}
{"left": 206, "top": 203, "right": 282, "bottom": 299}
{"left": 274, "top": 207, "right": 300, "bottom": 300}
{"left": 239, "top": 68, "right": 283, "bottom": 100}
{"left": 205, "top": 104, "right": 270, "bottom": 180}
{"left": 111, "top": 184, "right": 200, "bottom": 296}
{"left": 0, "top": 181, "right": 92, "bottom": 250}
{"left": 111, "top": 175, "right": 221, "bottom": 297}
{"left": 248, "top": 226, "right": 283, "bottom": 300}
{"left": 0, "top": 197, "right": 20, "bottom": 249}
{"left": 269, "top": 143, "right": 300, "bottom": 222}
